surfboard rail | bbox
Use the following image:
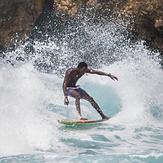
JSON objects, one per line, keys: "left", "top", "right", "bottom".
{"left": 58, "top": 118, "right": 109, "bottom": 125}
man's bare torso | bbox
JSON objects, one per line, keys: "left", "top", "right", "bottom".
{"left": 66, "top": 68, "right": 84, "bottom": 87}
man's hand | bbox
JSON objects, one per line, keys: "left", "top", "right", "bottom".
{"left": 108, "top": 74, "right": 118, "bottom": 81}
{"left": 64, "top": 96, "right": 69, "bottom": 105}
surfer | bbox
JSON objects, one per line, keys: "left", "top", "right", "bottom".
{"left": 63, "top": 62, "right": 118, "bottom": 120}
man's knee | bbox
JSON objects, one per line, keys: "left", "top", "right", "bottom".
{"left": 88, "top": 97, "right": 94, "bottom": 103}
{"left": 75, "top": 94, "right": 81, "bottom": 100}
{"left": 71, "top": 91, "right": 80, "bottom": 100}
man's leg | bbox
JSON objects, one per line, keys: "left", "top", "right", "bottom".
{"left": 80, "top": 89, "right": 108, "bottom": 119}
{"left": 70, "top": 90, "right": 85, "bottom": 119}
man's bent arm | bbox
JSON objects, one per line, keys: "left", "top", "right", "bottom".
{"left": 63, "top": 72, "right": 68, "bottom": 97}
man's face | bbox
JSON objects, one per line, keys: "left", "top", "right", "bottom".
{"left": 79, "top": 67, "right": 87, "bottom": 74}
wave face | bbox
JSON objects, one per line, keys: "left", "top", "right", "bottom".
{"left": 0, "top": 19, "right": 163, "bottom": 163}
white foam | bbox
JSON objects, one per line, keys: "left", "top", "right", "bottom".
{"left": 0, "top": 64, "right": 64, "bottom": 155}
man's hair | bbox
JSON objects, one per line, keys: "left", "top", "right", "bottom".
{"left": 77, "top": 62, "right": 88, "bottom": 68}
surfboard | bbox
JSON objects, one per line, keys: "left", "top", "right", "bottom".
{"left": 58, "top": 118, "right": 109, "bottom": 125}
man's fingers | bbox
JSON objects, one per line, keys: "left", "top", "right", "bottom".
{"left": 115, "top": 77, "right": 118, "bottom": 81}
{"left": 112, "top": 76, "right": 115, "bottom": 80}
{"left": 66, "top": 100, "right": 69, "bottom": 105}
{"left": 64, "top": 99, "right": 68, "bottom": 105}
{"left": 112, "top": 75, "right": 118, "bottom": 81}
{"left": 111, "top": 76, "right": 118, "bottom": 81}
{"left": 109, "top": 75, "right": 118, "bottom": 81}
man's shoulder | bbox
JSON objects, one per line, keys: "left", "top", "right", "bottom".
{"left": 86, "top": 68, "right": 93, "bottom": 73}
{"left": 66, "top": 68, "right": 77, "bottom": 73}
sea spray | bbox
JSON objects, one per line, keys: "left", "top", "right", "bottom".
{"left": 0, "top": 18, "right": 162, "bottom": 162}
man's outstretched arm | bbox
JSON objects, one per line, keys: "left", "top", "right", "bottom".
{"left": 86, "top": 69, "right": 118, "bottom": 81}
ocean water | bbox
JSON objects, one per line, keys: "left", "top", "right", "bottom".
{"left": 0, "top": 20, "right": 163, "bottom": 163}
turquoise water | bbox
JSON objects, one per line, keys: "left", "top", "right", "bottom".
{"left": 0, "top": 20, "right": 163, "bottom": 163}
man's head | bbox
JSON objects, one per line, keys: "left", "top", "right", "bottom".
{"left": 77, "top": 62, "right": 88, "bottom": 73}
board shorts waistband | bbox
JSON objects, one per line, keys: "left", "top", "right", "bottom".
{"left": 66, "top": 86, "right": 85, "bottom": 97}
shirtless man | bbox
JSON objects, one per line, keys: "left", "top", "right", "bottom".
{"left": 63, "top": 62, "right": 118, "bottom": 120}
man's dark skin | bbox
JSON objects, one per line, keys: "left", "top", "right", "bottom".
{"left": 63, "top": 63, "right": 118, "bottom": 120}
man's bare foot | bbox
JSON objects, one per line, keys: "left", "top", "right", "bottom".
{"left": 80, "top": 117, "right": 88, "bottom": 120}
{"left": 102, "top": 116, "right": 110, "bottom": 120}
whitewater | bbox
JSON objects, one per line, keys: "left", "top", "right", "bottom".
{"left": 0, "top": 20, "right": 163, "bottom": 163}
